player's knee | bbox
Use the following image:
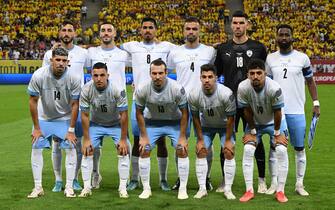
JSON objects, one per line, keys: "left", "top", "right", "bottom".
{"left": 276, "top": 144, "right": 287, "bottom": 156}
{"left": 294, "top": 146, "right": 304, "bottom": 151}
{"left": 140, "top": 150, "right": 150, "bottom": 158}
{"left": 176, "top": 146, "right": 188, "bottom": 158}
{"left": 244, "top": 144, "right": 256, "bottom": 157}
{"left": 196, "top": 148, "right": 207, "bottom": 158}
{"left": 223, "top": 149, "right": 234, "bottom": 160}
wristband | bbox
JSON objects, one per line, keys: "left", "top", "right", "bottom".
{"left": 68, "top": 127, "right": 75, "bottom": 133}
{"left": 250, "top": 128, "right": 257, "bottom": 135}
{"left": 313, "top": 100, "right": 320, "bottom": 107}
{"left": 274, "top": 130, "right": 280, "bottom": 136}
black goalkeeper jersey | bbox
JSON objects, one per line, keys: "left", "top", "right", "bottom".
{"left": 215, "top": 39, "right": 267, "bottom": 95}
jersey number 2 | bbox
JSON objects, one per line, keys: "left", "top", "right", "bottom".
{"left": 283, "top": 68, "right": 288, "bottom": 79}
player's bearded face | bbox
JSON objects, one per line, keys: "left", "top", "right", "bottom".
{"left": 150, "top": 64, "right": 167, "bottom": 89}
{"left": 248, "top": 69, "right": 266, "bottom": 92}
{"left": 92, "top": 68, "right": 108, "bottom": 90}
{"left": 277, "top": 28, "right": 293, "bottom": 50}
{"left": 141, "top": 22, "right": 156, "bottom": 42}
{"left": 184, "top": 22, "right": 200, "bottom": 43}
{"left": 59, "top": 24, "right": 75, "bottom": 44}
{"left": 201, "top": 71, "right": 216, "bottom": 93}
{"left": 231, "top": 17, "right": 247, "bottom": 38}
{"left": 51, "top": 55, "right": 68, "bottom": 78}
{"left": 100, "top": 24, "right": 115, "bottom": 45}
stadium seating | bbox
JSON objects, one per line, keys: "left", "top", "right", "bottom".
{"left": 244, "top": 0, "right": 335, "bottom": 59}
{"left": 0, "top": 0, "right": 83, "bottom": 60}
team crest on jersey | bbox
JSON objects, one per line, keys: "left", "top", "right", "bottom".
{"left": 246, "top": 50, "right": 253, "bottom": 57}
{"left": 180, "top": 87, "right": 185, "bottom": 95}
{"left": 120, "top": 90, "right": 126, "bottom": 98}
{"left": 275, "top": 89, "right": 282, "bottom": 98}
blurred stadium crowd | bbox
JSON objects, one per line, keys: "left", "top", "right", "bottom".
{"left": 0, "top": 0, "right": 334, "bottom": 60}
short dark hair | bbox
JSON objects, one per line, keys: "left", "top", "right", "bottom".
{"left": 201, "top": 64, "right": 217, "bottom": 75}
{"left": 276, "top": 24, "right": 293, "bottom": 34}
{"left": 141, "top": 17, "right": 157, "bottom": 28}
{"left": 232, "top": 10, "right": 248, "bottom": 19}
{"left": 185, "top": 16, "right": 201, "bottom": 24}
{"left": 99, "top": 21, "right": 114, "bottom": 29}
{"left": 92, "top": 62, "right": 108, "bottom": 72}
{"left": 150, "top": 58, "right": 167, "bottom": 70}
{"left": 247, "top": 58, "right": 265, "bottom": 71}
{"left": 52, "top": 47, "right": 68, "bottom": 57}
{"left": 59, "top": 19, "right": 75, "bottom": 30}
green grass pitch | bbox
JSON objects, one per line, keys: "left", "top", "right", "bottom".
{"left": 0, "top": 85, "right": 334, "bottom": 210}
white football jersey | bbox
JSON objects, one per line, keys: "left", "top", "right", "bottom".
{"left": 266, "top": 50, "right": 313, "bottom": 114}
{"left": 28, "top": 66, "right": 81, "bottom": 121}
{"left": 87, "top": 46, "right": 130, "bottom": 90}
{"left": 167, "top": 44, "right": 216, "bottom": 94}
{"left": 80, "top": 80, "right": 128, "bottom": 127}
{"left": 188, "top": 84, "right": 236, "bottom": 128}
{"left": 135, "top": 78, "right": 187, "bottom": 121}
{"left": 237, "top": 77, "right": 284, "bottom": 125}
{"left": 121, "top": 41, "right": 176, "bottom": 90}
{"left": 43, "top": 45, "right": 89, "bottom": 86}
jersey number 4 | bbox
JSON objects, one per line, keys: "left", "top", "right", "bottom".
{"left": 190, "top": 62, "right": 194, "bottom": 72}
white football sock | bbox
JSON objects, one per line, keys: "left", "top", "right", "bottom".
{"left": 295, "top": 149, "right": 306, "bottom": 185}
{"left": 206, "top": 146, "right": 213, "bottom": 178}
{"left": 93, "top": 148, "right": 101, "bottom": 176}
{"left": 196, "top": 157, "right": 207, "bottom": 191}
{"left": 178, "top": 157, "right": 189, "bottom": 191}
{"left": 157, "top": 157, "right": 168, "bottom": 182}
{"left": 31, "top": 149, "right": 43, "bottom": 188}
{"left": 139, "top": 157, "right": 150, "bottom": 190}
{"left": 52, "top": 140, "right": 62, "bottom": 182}
{"left": 65, "top": 148, "right": 77, "bottom": 188}
{"left": 81, "top": 156, "right": 93, "bottom": 189}
{"left": 131, "top": 156, "right": 139, "bottom": 181}
{"left": 75, "top": 137, "right": 82, "bottom": 180}
{"left": 242, "top": 144, "right": 256, "bottom": 192}
{"left": 118, "top": 155, "right": 130, "bottom": 191}
{"left": 269, "top": 148, "right": 278, "bottom": 186}
{"left": 224, "top": 158, "right": 236, "bottom": 192}
{"left": 276, "top": 145, "right": 288, "bottom": 192}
